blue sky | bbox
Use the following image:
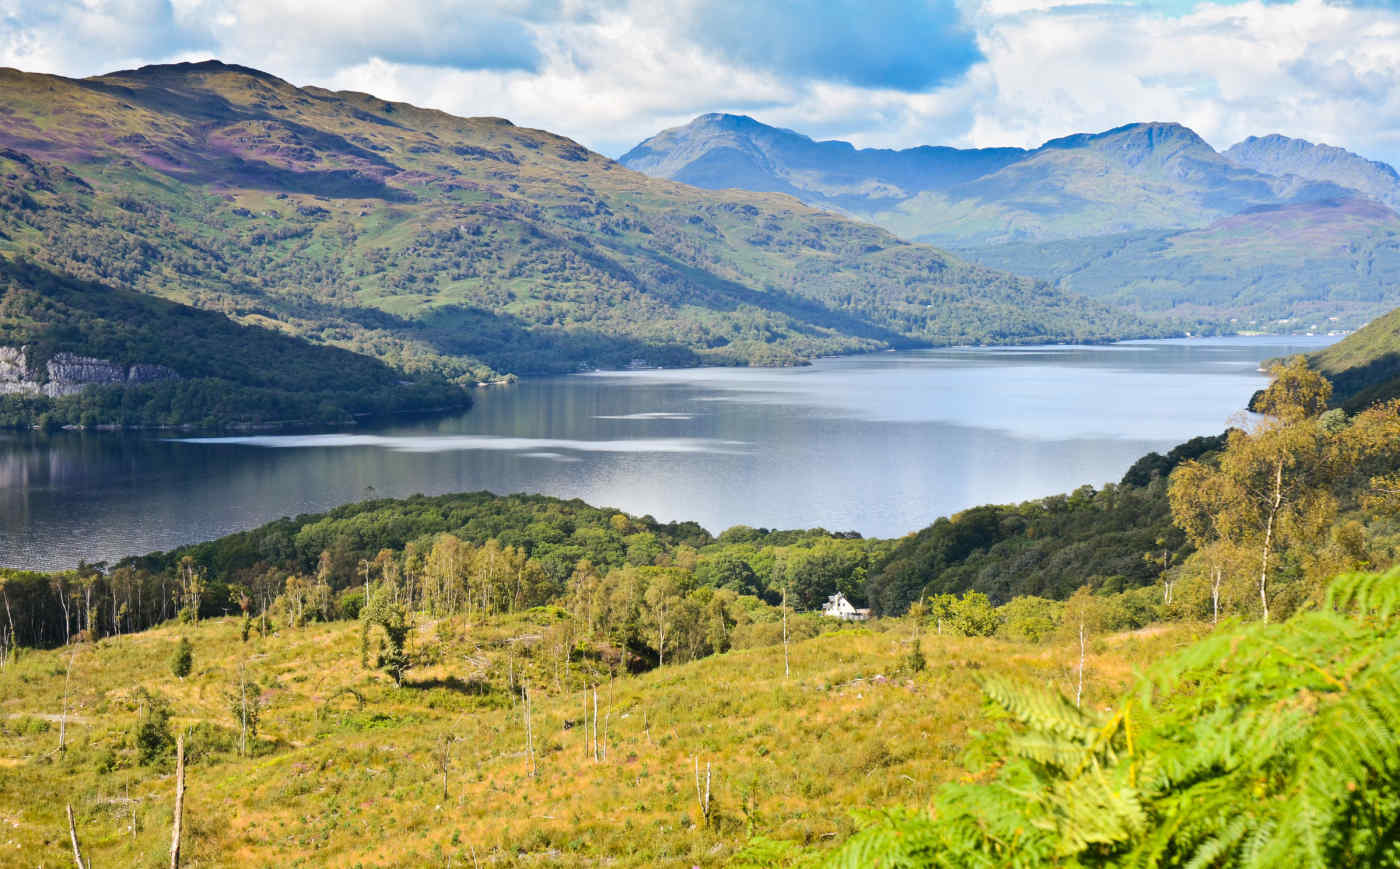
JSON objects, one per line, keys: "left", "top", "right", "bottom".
{"left": 3, "top": 0, "right": 1400, "bottom": 163}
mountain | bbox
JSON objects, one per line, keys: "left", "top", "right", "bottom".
{"left": 0, "top": 62, "right": 1155, "bottom": 388}
{"left": 1225, "top": 134, "right": 1400, "bottom": 211}
{"left": 624, "top": 116, "right": 1350, "bottom": 247}
{"left": 622, "top": 116, "right": 1400, "bottom": 330}
{"left": 619, "top": 112, "right": 1027, "bottom": 212}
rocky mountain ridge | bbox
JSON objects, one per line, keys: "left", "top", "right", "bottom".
{"left": 0, "top": 345, "right": 177, "bottom": 398}
{"left": 621, "top": 115, "right": 1400, "bottom": 331}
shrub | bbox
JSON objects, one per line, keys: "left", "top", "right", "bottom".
{"left": 170, "top": 637, "right": 193, "bottom": 678}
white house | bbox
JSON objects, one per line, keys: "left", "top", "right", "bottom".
{"left": 822, "top": 592, "right": 870, "bottom": 621}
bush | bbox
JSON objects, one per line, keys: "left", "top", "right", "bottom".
{"left": 949, "top": 592, "right": 999, "bottom": 637}
{"left": 133, "top": 690, "right": 174, "bottom": 766}
{"left": 170, "top": 637, "right": 193, "bottom": 678}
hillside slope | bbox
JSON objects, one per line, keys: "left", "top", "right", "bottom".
{"left": 0, "top": 259, "right": 468, "bottom": 428}
{"left": 0, "top": 604, "right": 1182, "bottom": 866}
{"left": 968, "top": 199, "right": 1400, "bottom": 328}
{"left": 1308, "top": 304, "right": 1400, "bottom": 408}
{"left": 0, "top": 62, "right": 1152, "bottom": 381}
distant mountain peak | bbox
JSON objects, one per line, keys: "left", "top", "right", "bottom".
{"left": 1224, "top": 133, "right": 1400, "bottom": 208}
{"left": 100, "top": 59, "right": 289, "bottom": 85}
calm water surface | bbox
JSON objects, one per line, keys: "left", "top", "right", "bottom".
{"left": 0, "top": 336, "right": 1336, "bottom": 569}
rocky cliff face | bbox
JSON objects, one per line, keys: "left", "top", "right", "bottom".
{"left": 0, "top": 346, "right": 178, "bottom": 398}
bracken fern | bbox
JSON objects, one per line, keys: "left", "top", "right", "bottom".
{"left": 817, "top": 567, "right": 1400, "bottom": 868}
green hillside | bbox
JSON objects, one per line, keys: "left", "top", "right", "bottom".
{"left": 0, "top": 62, "right": 1154, "bottom": 385}
{"left": 967, "top": 199, "right": 1400, "bottom": 331}
{"left": 0, "top": 259, "right": 469, "bottom": 429}
{"left": 1308, "top": 304, "right": 1400, "bottom": 408}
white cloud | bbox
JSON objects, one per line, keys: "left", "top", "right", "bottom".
{"left": 954, "top": 0, "right": 1400, "bottom": 159}
{"left": 4, "top": 0, "right": 1400, "bottom": 163}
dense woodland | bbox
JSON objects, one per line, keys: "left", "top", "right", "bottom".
{"left": 0, "top": 259, "right": 471, "bottom": 429}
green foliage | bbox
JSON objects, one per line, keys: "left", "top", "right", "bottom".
{"left": 948, "top": 592, "right": 999, "bottom": 637}
{"left": 868, "top": 480, "right": 1187, "bottom": 615}
{"left": 902, "top": 639, "right": 927, "bottom": 674}
{"left": 132, "top": 688, "right": 174, "bottom": 767}
{"left": 169, "top": 637, "right": 193, "bottom": 679}
{"left": 996, "top": 596, "right": 1062, "bottom": 644}
{"left": 361, "top": 587, "right": 412, "bottom": 686}
{"left": 820, "top": 566, "right": 1400, "bottom": 868}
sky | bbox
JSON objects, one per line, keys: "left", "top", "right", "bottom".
{"left": 3, "top": 0, "right": 1400, "bottom": 163}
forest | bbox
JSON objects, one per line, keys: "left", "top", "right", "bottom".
{"left": 0, "top": 258, "right": 472, "bottom": 429}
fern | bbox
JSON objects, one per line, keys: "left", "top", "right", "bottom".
{"left": 812, "top": 568, "right": 1400, "bottom": 869}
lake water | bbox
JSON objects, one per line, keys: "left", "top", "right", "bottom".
{"left": 0, "top": 336, "right": 1336, "bottom": 570}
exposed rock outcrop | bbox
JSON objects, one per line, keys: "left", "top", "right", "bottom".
{"left": 0, "top": 345, "right": 178, "bottom": 398}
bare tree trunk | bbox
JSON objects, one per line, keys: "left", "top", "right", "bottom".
{"left": 603, "top": 672, "right": 613, "bottom": 763}
{"left": 239, "top": 663, "right": 249, "bottom": 757}
{"left": 58, "top": 644, "right": 77, "bottom": 753}
{"left": 1075, "top": 621, "right": 1086, "bottom": 709}
{"left": 591, "top": 686, "right": 599, "bottom": 763}
{"left": 436, "top": 734, "right": 453, "bottom": 801}
{"left": 1, "top": 586, "right": 14, "bottom": 669}
{"left": 693, "top": 756, "right": 711, "bottom": 826}
{"left": 1259, "top": 460, "right": 1283, "bottom": 624}
{"left": 1211, "top": 564, "right": 1222, "bottom": 626}
{"left": 170, "top": 734, "right": 185, "bottom": 869}
{"left": 523, "top": 685, "right": 535, "bottom": 777}
{"left": 67, "top": 804, "right": 89, "bottom": 869}
{"left": 781, "top": 582, "right": 790, "bottom": 678}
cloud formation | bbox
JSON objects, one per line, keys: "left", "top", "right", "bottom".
{"left": 3, "top": 0, "right": 1400, "bottom": 164}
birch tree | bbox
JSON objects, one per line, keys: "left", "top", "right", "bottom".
{"left": 1169, "top": 358, "right": 1338, "bottom": 623}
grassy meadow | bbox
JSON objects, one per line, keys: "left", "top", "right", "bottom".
{"left": 0, "top": 611, "right": 1196, "bottom": 867}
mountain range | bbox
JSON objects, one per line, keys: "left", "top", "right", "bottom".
{"left": 623, "top": 116, "right": 1400, "bottom": 331}
{"left": 0, "top": 60, "right": 1154, "bottom": 426}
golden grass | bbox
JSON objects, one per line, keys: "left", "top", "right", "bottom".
{"left": 0, "top": 615, "right": 1202, "bottom": 867}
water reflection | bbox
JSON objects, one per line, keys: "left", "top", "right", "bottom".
{"left": 0, "top": 336, "right": 1336, "bottom": 569}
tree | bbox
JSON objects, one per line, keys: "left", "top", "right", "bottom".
{"left": 133, "top": 689, "right": 175, "bottom": 766}
{"left": 927, "top": 593, "right": 956, "bottom": 634}
{"left": 362, "top": 586, "right": 411, "bottom": 686}
{"left": 997, "top": 596, "right": 1062, "bottom": 644}
{"left": 226, "top": 666, "right": 266, "bottom": 756}
{"left": 176, "top": 557, "right": 204, "bottom": 623}
{"left": 949, "top": 592, "right": 998, "bottom": 637}
{"left": 643, "top": 570, "right": 688, "bottom": 666}
{"left": 170, "top": 637, "right": 192, "bottom": 679}
{"left": 1169, "top": 358, "right": 1339, "bottom": 623}
{"left": 1058, "top": 587, "right": 1108, "bottom": 708}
